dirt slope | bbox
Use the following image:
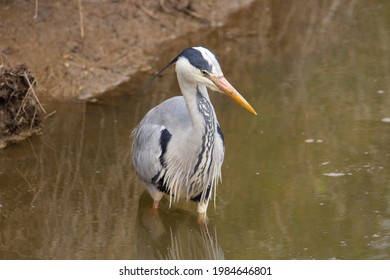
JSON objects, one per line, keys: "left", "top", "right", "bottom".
{"left": 0, "top": 0, "right": 252, "bottom": 100}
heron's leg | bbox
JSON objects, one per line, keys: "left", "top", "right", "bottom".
{"left": 149, "top": 200, "right": 160, "bottom": 218}
{"left": 197, "top": 200, "right": 209, "bottom": 214}
{"left": 149, "top": 192, "right": 163, "bottom": 218}
{"left": 196, "top": 200, "right": 209, "bottom": 224}
{"left": 197, "top": 212, "right": 208, "bottom": 224}
{"left": 146, "top": 184, "right": 164, "bottom": 210}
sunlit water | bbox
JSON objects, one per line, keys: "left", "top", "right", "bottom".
{"left": 1, "top": 0, "right": 390, "bottom": 259}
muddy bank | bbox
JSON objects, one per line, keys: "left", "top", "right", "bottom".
{"left": 0, "top": 0, "right": 253, "bottom": 101}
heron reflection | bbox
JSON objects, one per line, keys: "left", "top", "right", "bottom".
{"left": 136, "top": 191, "right": 224, "bottom": 260}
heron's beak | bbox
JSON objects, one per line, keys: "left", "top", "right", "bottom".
{"left": 209, "top": 75, "right": 257, "bottom": 116}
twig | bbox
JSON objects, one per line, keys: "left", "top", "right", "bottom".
{"left": 0, "top": 49, "right": 14, "bottom": 68}
{"left": 78, "top": 0, "right": 85, "bottom": 39}
{"left": 29, "top": 108, "right": 38, "bottom": 130}
{"left": 136, "top": 0, "right": 158, "bottom": 20}
{"left": 34, "top": 0, "right": 39, "bottom": 19}
{"left": 179, "top": 7, "right": 206, "bottom": 21}
{"left": 15, "top": 89, "right": 31, "bottom": 122}
{"left": 160, "top": 0, "right": 173, "bottom": 13}
{"left": 44, "top": 110, "right": 57, "bottom": 120}
{"left": 160, "top": 0, "right": 206, "bottom": 22}
{"left": 23, "top": 72, "right": 47, "bottom": 114}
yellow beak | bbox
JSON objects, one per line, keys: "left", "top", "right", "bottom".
{"left": 209, "top": 75, "right": 257, "bottom": 116}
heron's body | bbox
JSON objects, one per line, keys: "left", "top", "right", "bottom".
{"left": 132, "top": 94, "right": 224, "bottom": 213}
{"left": 132, "top": 46, "right": 256, "bottom": 217}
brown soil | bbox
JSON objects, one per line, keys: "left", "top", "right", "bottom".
{"left": 0, "top": 0, "right": 253, "bottom": 147}
{"left": 0, "top": 0, "right": 253, "bottom": 101}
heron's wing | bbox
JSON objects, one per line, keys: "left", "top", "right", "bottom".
{"left": 131, "top": 123, "right": 168, "bottom": 185}
{"left": 131, "top": 97, "right": 189, "bottom": 183}
{"left": 147, "top": 96, "right": 191, "bottom": 133}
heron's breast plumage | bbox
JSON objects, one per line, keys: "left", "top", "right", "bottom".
{"left": 144, "top": 94, "right": 223, "bottom": 203}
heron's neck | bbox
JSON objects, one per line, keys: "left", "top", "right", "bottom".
{"left": 178, "top": 78, "right": 214, "bottom": 132}
{"left": 177, "top": 74, "right": 216, "bottom": 189}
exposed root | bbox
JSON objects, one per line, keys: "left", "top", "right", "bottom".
{"left": 0, "top": 64, "right": 44, "bottom": 148}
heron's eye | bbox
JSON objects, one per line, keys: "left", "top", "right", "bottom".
{"left": 200, "top": 70, "right": 208, "bottom": 76}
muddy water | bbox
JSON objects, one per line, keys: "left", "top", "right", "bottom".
{"left": 1, "top": 0, "right": 390, "bottom": 259}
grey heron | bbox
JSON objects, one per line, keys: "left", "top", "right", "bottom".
{"left": 132, "top": 46, "right": 256, "bottom": 220}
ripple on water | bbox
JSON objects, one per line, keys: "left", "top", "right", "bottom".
{"left": 323, "top": 172, "right": 347, "bottom": 177}
{"left": 381, "top": 118, "right": 390, "bottom": 123}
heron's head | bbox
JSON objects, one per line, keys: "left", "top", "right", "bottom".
{"left": 144, "top": 46, "right": 257, "bottom": 115}
{"left": 176, "top": 46, "right": 257, "bottom": 115}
